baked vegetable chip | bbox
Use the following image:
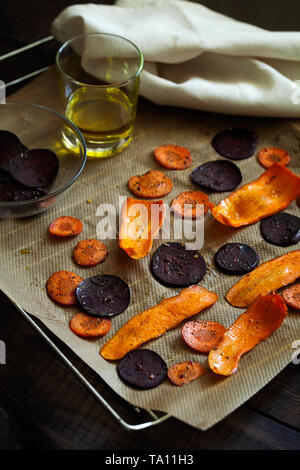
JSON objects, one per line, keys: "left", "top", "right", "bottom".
{"left": 119, "top": 197, "right": 165, "bottom": 259}
{"left": 49, "top": 216, "right": 83, "bottom": 237}
{"left": 226, "top": 249, "right": 300, "bottom": 307}
{"left": 117, "top": 349, "right": 167, "bottom": 389}
{"left": 9, "top": 148, "right": 59, "bottom": 188}
{"left": 151, "top": 242, "right": 207, "bottom": 287}
{"left": 212, "top": 128, "right": 257, "bottom": 161}
{"left": 214, "top": 242, "right": 259, "bottom": 275}
{"left": 46, "top": 270, "right": 83, "bottom": 306}
{"left": 76, "top": 274, "right": 130, "bottom": 317}
{"left": 182, "top": 320, "right": 226, "bottom": 353}
{"left": 171, "top": 190, "right": 210, "bottom": 219}
{"left": 0, "top": 130, "right": 23, "bottom": 171}
{"left": 100, "top": 285, "right": 218, "bottom": 360}
{"left": 73, "top": 239, "right": 108, "bottom": 266}
{"left": 210, "top": 163, "right": 300, "bottom": 227}
{"left": 260, "top": 212, "right": 300, "bottom": 247}
{"left": 209, "top": 294, "right": 287, "bottom": 376}
{"left": 281, "top": 284, "right": 300, "bottom": 310}
{"left": 190, "top": 160, "right": 242, "bottom": 192}
{"left": 128, "top": 169, "right": 172, "bottom": 198}
{"left": 168, "top": 361, "right": 206, "bottom": 386}
{"left": 69, "top": 313, "right": 111, "bottom": 338}
{"left": 154, "top": 144, "right": 192, "bottom": 170}
{"left": 257, "top": 147, "right": 290, "bottom": 169}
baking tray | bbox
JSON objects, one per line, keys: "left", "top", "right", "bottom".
{"left": 0, "top": 35, "right": 171, "bottom": 431}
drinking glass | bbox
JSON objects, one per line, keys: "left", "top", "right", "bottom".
{"left": 56, "top": 33, "right": 144, "bottom": 158}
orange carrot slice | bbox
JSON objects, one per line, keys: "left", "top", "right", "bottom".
{"left": 210, "top": 163, "right": 300, "bottom": 228}
{"left": 168, "top": 361, "right": 206, "bottom": 386}
{"left": 73, "top": 239, "right": 108, "bottom": 267}
{"left": 154, "top": 144, "right": 192, "bottom": 170}
{"left": 209, "top": 294, "right": 287, "bottom": 376}
{"left": 100, "top": 285, "right": 218, "bottom": 360}
{"left": 128, "top": 169, "right": 173, "bottom": 198}
{"left": 226, "top": 249, "right": 300, "bottom": 307}
{"left": 119, "top": 197, "right": 165, "bottom": 259}
{"left": 69, "top": 313, "right": 112, "bottom": 338}
{"left": 257, "top": 147, "right": 290, "bottom": 169}
{"left": 281, "top": 284, "right": 300, "bottom": 310}
{"left": 49, "top": 216, "right": 83, "bottom": 237}
{"left": 46, "top": 270, "right": 83, "bottom": 306}
{"left": 171, "top": 191, "right": 210, "bottom": 219}
{"left": 182, "top": 320, "right": 226, "bottom": 353}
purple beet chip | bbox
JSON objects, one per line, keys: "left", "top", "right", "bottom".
{"left": 191, "top": 160, "right": 242, "bottom": 192}
{"left": 212, "top": 128, "right": 257, "bottom": 160}
{"left": 0, "top": 182, "right": 47, "bottom": 202}
{"left": 260, "top": 212, "right": 300, "bottom": 247}
{"left": 0, "top": 130, "right": 25, "bottom": 171}
{"left": 9, "top": 148, "right": 59, "bottom": 188}
{"left": 151, "top": 242, "right": 207, "bottom": 287}
{"left": 117, "top": 349, "right": 167, "bottom": 389}
{"left": 76, "top": 274, "right": 130, "bottom": 317}
{"left": 0, "top": 171, "right": 15, "bottom": 185}
{"left": 214, "top": 242, "right": 259, "bottom": 275}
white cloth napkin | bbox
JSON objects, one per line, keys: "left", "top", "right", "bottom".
{"left": 52, "top": 0, "right": 300, "bottom": 117}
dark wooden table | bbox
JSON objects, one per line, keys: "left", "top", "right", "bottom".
{"left": 0, "top": 0, "right": 299, "bottom": 451}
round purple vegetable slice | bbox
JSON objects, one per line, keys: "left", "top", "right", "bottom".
{"left": 76, "top": 274, "right": 130, "bottom": 317}
{"left": 13, "top": 187, "right": 47, "bottom": 202}
{"left": 0, "top": 130, "right": 25, "bottom": 171}
{"left": 0, "top": 182, "right": 47, "bottom": 202}
{"left": 190, "top": 160, "right": 242, "bottom": 192}
{"left": 214, "top": 242, "right": 259, "bottom": 275}
{"left": 9, "top": 148, "right": 59, "bottom": 188}
{"left": 260, "top": 212, "right": 300, "bottom": 247}
{"left": 0, "top": 171, "right": 15, "bottom": 185}
{"left": 212, "top": 128, "right": 257, "bottom": 160}
{"left": 151, "top": 242, "right": 207, "bottom": 287}
{"left": 117, "top": 349, "right": 167, "bottom": 389}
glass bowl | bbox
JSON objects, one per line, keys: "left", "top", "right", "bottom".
{"left": 0, "top": 102, "right": 86, "bottom": 218}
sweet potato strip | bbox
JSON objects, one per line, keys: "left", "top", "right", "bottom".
{"left": 119, "top": 197, "right": 165, "bottom": 259}
{"left": 226, "top": 249, "right": 300, "bottom": 307}
{"left": 209, "top": 294, "right": 287, "bottom": 376}
{"left": 210, "top": 163, "right": 300, "bottom": 227}
{"left": 100, "top": 285, "right": 218, "bottom": 360}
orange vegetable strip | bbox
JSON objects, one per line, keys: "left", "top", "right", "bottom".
{"left": 210, "top": 163, "right": 300, "bottom": 227}
{"left": 168, "top": 361, "right": 206, "bottom": 386}
{"left": 100, "top": 285, "right": 218, "bottom": 360}
{"left": 69, "top": 313, "right": 111, "bottom": 338}
{"left": 119, "top": 197, "right": 165, "bottom": 259}
{"left": 226, "top": 249, "right": 300, "bottom": 307}
{"left": 46, "top": 270, "right": 83, "bottom": 306}
{"left": 49, "top": 216, "right": 83, "bottom": 237}
{"left": 257, "top": 147, "right": 290, "bottom": 169}
{"left": 209, "top": 294, "right": 287, "bottom": 376}
{"left": 281, "top": 284, "right": 300, "bottom": 310}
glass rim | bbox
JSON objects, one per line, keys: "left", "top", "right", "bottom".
{"left": 0, "top": 102, "right": 87, "bottom": 207}
{"left": 56, "top": 32, "right": 144, "bottom": 89}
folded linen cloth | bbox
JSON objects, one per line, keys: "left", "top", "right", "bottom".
{"left": 52, "top": 0, "right": 300, "bottom": 117}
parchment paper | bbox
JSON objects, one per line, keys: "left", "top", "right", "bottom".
{"left": 1, "top": 68, "right": 300, "bottom": 430}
